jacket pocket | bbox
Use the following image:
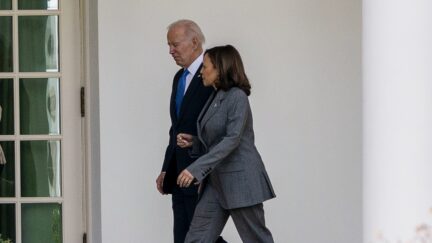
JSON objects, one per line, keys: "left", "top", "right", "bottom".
{"left": 218, "top": 171, "right": 251, "bottom": 206}
{"left": 217, "top": 160, "right": 244, "bottom": 173}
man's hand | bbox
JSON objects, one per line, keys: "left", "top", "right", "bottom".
{"left": 156, "top": 172, "right": 167, "bottom": 195}
{"left": 177, "top": 169, "right": 195, "bottom": 188}
{"left": 177, "top": 133, "right": 193, "bottom": 148}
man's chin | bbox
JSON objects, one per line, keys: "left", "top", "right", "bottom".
{"left": 173, "top": 59, "right": 182, "bottom": 65}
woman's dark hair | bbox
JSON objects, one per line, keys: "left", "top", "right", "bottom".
{"left": 204, "top": 45, "right": 251, "bottom": 96}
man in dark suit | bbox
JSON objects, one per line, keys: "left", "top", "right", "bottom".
{"left": 156, "top": 19, "right": 226, "bottom": 243}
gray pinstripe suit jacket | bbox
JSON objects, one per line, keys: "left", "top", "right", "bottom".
{"left": 187, "top": 87, "right": 276, "bottom": 209}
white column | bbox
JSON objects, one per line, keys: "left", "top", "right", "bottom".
{"left": 363, "top": 0, "right": 432, "bottom": 242}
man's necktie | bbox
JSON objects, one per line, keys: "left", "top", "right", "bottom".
{"left": 175, "top": 69, "right": 189, "bottom": 116}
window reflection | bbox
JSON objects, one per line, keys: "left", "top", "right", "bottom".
{"left": 21, "top": 140, "right": 61, "bottom": 197}
{"left": 0, "top": 17, "right": 13, "bottom": 72}
{"left": 47, "top": 0, "right": 58, "bottom": 10}
{"left": 22, "top": 203, "right": 62, "bottom": 243}
{"left": 0, "top": 79, "right": 14, "bottom": 135}
{"left": 0, "top": 204, "right": 15, "bottom": 243}
{"left": 19, "top": 16, "right": 59, "bottom": 72}
{"left": 20, "top": 78, "right": 60, "bottom": 135}
{"left": 18, "top": 0, "right": 58, "bottom": 10}
{"left": 0, "top": 0, "right": 12, "bottom": 10}
{"left": 0, "top": 141, "right": 15, "bottom": 197}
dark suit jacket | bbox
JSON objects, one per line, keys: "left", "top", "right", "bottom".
{"left": 162, "top": 65, "right": 213, "bottom": 195}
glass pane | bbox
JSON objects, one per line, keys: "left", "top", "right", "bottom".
{"left": 0, "top": 17, "right": 13, "bottom": 72}
{"left": 22, "top": 203, "right": 62, "bottom": 243}
{"left": 18, "top": 0, "right": 58, "bottom": 10}
{"left": 0, "top": 141, "right": 14, "bottom": 197}
{"left": 0, "top": 79, "right": 14, "bottom": 135}
{"left": 19, "top": 16, "right": 59, "bottom": 72}
{"left": 0, "top": 0, "right": 12, "bottom": 10}
{"left": 20, "top": 78, "right": 60, "bottom": 135}
{"left": 21, "top": 140, "right": 61, "bottom": 197}
{"left": 0, "top": 204, "right": 15, "bottom": 243}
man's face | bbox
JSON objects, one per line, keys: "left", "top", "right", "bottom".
{"left": 167, "top": 27, "right": 196, "bottom": 68}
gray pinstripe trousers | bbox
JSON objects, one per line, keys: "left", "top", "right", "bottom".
{"left": 184, "top": 183, "right": 274, "bottom": 243}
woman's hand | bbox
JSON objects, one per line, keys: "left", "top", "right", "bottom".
{"left": 177, "top": 169, "right": 196, "bottom": 188}
{"left": 177, "top": 133, "right": 193, "bottom": 148}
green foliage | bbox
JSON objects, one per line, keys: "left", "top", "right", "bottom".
{"left": 51, "top": 207, "right": 61, "bottom": 243}
{"left": 0, "top": 234, "right": 13, "bottom": 243}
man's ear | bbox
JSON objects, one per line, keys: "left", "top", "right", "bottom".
{"left": 192, "top": 37, "right": 199, "bottom": 50}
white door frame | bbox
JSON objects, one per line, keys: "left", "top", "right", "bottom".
{"left": 0, "top": 0, "right": 85, "bottom": 242}
{"left": 80, "top": 0, "right": 102, "bottom": 242}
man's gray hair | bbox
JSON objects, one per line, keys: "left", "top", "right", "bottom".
{"left": 168, "top": 19, "right": 206, "bottom": 45}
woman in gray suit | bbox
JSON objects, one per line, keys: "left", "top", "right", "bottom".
{"left": 176, "top": 45, "right": 276, "bottom": 243}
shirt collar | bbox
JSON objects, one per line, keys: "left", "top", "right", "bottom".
{"left": 185, "top": 52, "right": 204, "bottom": 76}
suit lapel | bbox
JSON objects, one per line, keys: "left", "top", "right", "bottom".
{"left": 196, "top": 90, "right": 216, "bottom": 151}
{"left": 177, "top": 65, "right": 203, "bottom": 122}
{"left": 200, "top": 90, "right": 227, "bottom": 130}
{"left": 170, "top": 69, "right": 183, "bottom": 123}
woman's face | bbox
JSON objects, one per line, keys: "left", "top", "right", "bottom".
{"left": 201, "top": 54, "right": 219, "bottom": 88}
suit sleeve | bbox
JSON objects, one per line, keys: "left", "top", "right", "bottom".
{"left": 187, "top": 90, "right": 249, "bottom": 181}
{"left": 161, "top": 126, "right": 173, "bottom": 172}
{"left": 188, "top": 136, "right": 204, "bottom": 159}
{"left": 161, "top": 72, "right": 180, "bottom": 172}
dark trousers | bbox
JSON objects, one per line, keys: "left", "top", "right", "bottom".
{"left": 172, "top": 186, "right": 198, "bottom": 243}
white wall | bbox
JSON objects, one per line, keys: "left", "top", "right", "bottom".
{"left": 97, "top": 0, "right": 362, "bottom": 242}
{"left": 363, "top": 0, "right": 432, "bottom": 242}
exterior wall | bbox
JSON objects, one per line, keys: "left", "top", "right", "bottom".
{"left": 95, "top": 0, "right": 362, "bottom": 242}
